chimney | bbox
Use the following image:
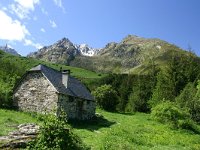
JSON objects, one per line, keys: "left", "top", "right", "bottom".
{"left": 62, "top": 69, "right": 70, "bottom": 88}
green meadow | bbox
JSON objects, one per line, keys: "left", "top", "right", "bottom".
{"left": 1, "top": 108, "right": 200, "bottom": 150}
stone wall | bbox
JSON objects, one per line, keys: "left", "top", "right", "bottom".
{"left": 58, "top": 94, "right": 95, "bottom": 120}
{"left": 13, "top": 71, "right": 95, "bottom": 120}
{"left": 58, "top": 94, "right": 77, "bottom": 119}
{"left": 82, "top": 99, "right": 96, "bottom": 120}
{"left": 13, "top": 72, "right": 58, "bottom": 114}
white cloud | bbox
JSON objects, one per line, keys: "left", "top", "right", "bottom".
{"left": 0, "top": 10, "right": 30, "bottom": 41}
{"left": 24, "top": 39, "right": 42, "bottom": 49}
{"left": 40, "top": 28, "right": 45, "bottom": 32}
{"left": 14, "top": 0, "right": 40, "bottom": 10}
{"left": 50, "top": 20, "right": 57, "bottom": 28}
{"left": 53, "top": 0, "right": 62, "bottom": 7}
{"left": 53, "top": 0, "right": 65, "bottom": 12}
{"left": 9, "top": 4, "right": 29, "bottom": 19}
{"left": 9, "top": 0, "right": 40, "bottom": 20}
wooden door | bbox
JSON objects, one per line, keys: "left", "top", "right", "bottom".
{"left": 77, "top": 100, "right": 83, "bottom": 119}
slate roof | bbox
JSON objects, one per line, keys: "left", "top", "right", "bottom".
{"left": 29, "top": 64, "right": 94, "bottom": 101}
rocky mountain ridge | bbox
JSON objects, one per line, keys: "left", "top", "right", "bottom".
{"left": 0, "top": 44, "right": 20, "bottom": 56}
{"left": 28, "top": 37, "right": 99, "bottom": 57}
{"left": 28, "top": 35, "right": 187, "bottom": 73}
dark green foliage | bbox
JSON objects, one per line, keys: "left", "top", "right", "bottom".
{"left": 193, "top": 81, "right": 200, "bottom": 123}
{"left": 0, "top": 52, "right": 41, "bottom": 108}
{"left": 151, "top": 102, "right": 199, "bottom": 132}
{"left": 92, "top": 84, "right": 119, "bottom": 111}
{"left": 0, "top": 54, "right": 28, "bottom": 108}
{"left": 177, "top": 119, "right": 199, "bottom": 133}
{"left": 149, "top": 52, "right": 200, "bottom": 108}
{"left": 116, "top": 75, "right": 133, "bottom": 111}
{"left": 126, "top": 76, "right": 153, "bottom": 112}
{"left": 176, "top": 82, "right": 197, "bottom": 108}
{"left": 98, "top": 74, "right": 155, "bottom": 112}
{"left": 175, "top": 81, "right": 200, "bottom": 123}
{"left": 149, "top": 70, "right": 175, "bottom": 107}
{"left": 28, "top": 112, "right": 88, "bottom": 150}
{"left": 96, "top": 74, "right": 137, "bottom": 112}
{"left": 176, "top": 82, "right": 200, "bottom": 122}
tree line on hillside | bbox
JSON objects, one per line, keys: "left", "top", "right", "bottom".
{"left": 93, "top": 51, "right": 200, "bottom": 125}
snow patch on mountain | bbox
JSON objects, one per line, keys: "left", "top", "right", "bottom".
{"left": 75, "top": 44, "right": 100, "bottom": 56}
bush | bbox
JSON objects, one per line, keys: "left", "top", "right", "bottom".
{"left": 28, "top": 112, "right": 88, "bottom": 150}
{"left": 176, "top": 81, "right": 200, "bottom": 123}
{"left": 151, "top": 102, "right": 199, "bottom": 132}
{"left": 177, "top": 119, "right": 199, "bottom": 133}
{"left": 92, "top": 84, "right": 118, "bottom": 111}
{"left": 176, "top": 82, "right": 197, "bottom": 108}
{"left": 151, "top": 102, "right": 188, "bottom": 124}
{"left": 193, "top": 80, "right": 200, "bottom": 123}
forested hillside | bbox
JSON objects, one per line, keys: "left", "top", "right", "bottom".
{"left": 92, "top": 51, "right": 200, "bottom": 125}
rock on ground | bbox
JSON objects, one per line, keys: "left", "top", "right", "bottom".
{"left": 0, "top": 123, "right": 39, "bottom": 149}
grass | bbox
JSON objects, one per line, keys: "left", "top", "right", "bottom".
{"left": 1, "top": 52, "right": 104, "bottom": 79}
{"left": 72, "top": 109, "right": 200, "bottom": 150}
{"left": 0, "top": 109, "right": 39, "bottom": 136}
{"left": 0, "top": 108, "right": 200, "bottom": 149}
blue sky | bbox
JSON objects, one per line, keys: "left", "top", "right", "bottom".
{"left": 0, "top": 0, "right": 200, "bottom": 56}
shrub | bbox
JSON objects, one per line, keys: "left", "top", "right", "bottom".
{"left": 176, "top": 81, "right": 200, "bottom": 123}
{"left": 151, "top": 102, "right": 199, "bottom": 132}
{"left": 177, "top": 119, "right": 199, "bottom": 133}
{"left": 28, "top": 112, "right": 88, "bottom": 150}
{"left": 92, "top": 84, "right": 118, "bottom": 111}
{"left": 176, "top": 82, "right": 197, "bottom": 108}
{"left": 151, "top": 102, "right": 188, "bottom": 124}
{"left": 193, "top": 80, "right": 200, "bottom": 123}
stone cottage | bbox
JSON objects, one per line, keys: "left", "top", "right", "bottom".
{"left": 13, "top": 64, "right": 95, "bottom": 120}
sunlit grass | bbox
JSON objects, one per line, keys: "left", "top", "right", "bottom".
{"left": 1, "top": 108, "right": 200, "bottom": 149}
{"left": 0, "top": 109, "right": 39, "bottom": 136}
{"left": 73, "top": 109, "right": 200, "bottom": 150}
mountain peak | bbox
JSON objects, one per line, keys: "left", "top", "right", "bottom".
{"left": 60, "top": 37, "right": 71, "bottom": 42}
{"left": 54, "top": 37, "right": 73, "bottom": 48}
{"left": 0, "top": 44, "right": 20, "bottom": 56}
{"left": 28, "top": 37, "right": 102, "bottom": 64}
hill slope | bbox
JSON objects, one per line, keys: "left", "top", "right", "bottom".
{"left": 28, "top": 35, "right": 195, "bottom": 73}
{"left": 74, "top": 109, "right": 200, "bottom": 149}
{"left": 1, "top": 108, "right": 200, "bottom": 149}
